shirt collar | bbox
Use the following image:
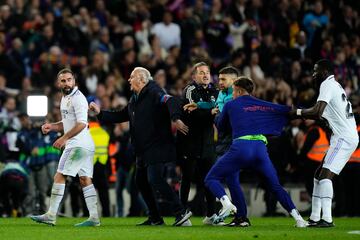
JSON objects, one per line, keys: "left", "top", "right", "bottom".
{"left": 325, "top": 75, "right": 335, "bottom": 81}
{"left": 67, "top": 86, "right": 78, "bottom": 97}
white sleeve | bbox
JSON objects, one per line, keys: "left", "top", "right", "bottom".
{"left": 73, "top": 94, "right": 88, "bottom": 124}
{"left": 317, "top": 81, "right": 333, "bottom": 103}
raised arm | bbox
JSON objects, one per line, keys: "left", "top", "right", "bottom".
{"left": 89, "top": 101, "right": 130, "bottom": 123}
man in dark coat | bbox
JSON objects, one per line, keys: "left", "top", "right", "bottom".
{"left": 89, "top": 67, "right": 192, "bottom": 226}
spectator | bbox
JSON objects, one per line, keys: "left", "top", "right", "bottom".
{"left": 151, "top": 11, "right": 181, "bottom": 50}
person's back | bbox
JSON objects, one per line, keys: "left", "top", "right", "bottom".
{"left": 205, "top": 76, "right": 307, "bottom": 227}
{"left": 219, "top": 95, "right": 290, "bottom": 139}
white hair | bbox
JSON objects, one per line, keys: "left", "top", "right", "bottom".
{"left": 134, "top": 67, "right": 153, "bottom": 84}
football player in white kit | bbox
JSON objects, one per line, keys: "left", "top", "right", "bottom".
{"left": 30, "top": 69, "right": 100, "bottom": 227}
{"left": 291, "top": 59, "right": 359, "bottom": 227}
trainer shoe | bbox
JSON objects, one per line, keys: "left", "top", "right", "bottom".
{"left": 203, "top": 214, "right": 216, "bottom": 225}
{"left": 173, "top": 209, "right": 192, "bottom": 226}
{"left": 30, "top": 213, "right": 56, "bottom": 226}
{"left": 310, "top": 219, "right": 334, "bottom": 228}
{"left": 180, "top": 219, "right": 192, "bottom": 226}
{"left": 74, "top": 218, "right": 101, "bottom": 227}
{"left": 214, "top": 203, "right": 237, "bottom": 223}
{"left": 307, "top": 218, "right": 320, "bottom": 227}
{"left": 203, "top": 214, "right": 226, "bottom": 226}
{"left": 136, "top": 218, "right": 165, "bottom": 226}
{"left": 295, "top": 219, "right": 308, "bottom": 228}
{"left": 226, "top": 216, "right": 251, "bottom": 227}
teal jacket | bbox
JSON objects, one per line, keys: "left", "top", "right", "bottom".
{"left": 196, "top": 87, "right": 233, "bottom": 112}
{"left": 216, "top": 87, "right": 233, "bottom": 112}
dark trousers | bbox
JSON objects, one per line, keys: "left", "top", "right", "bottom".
{"left": 304, "top": 159, "right": 321, "bottom": 196}
{"left": 135, "top": 162, "right": 184, "bottom": 220}
{"left": 180, "top": 155, "right": 216, "bottom": 217}
{"left": 93, "top": 162, "right": 110, "bottom": 217}
{"left": 340, "top": 163, "right": 360, "bottom": 216}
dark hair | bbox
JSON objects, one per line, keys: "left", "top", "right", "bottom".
{"left": 57, "top": 68, "right": 75, "bottom": 79}
{"left": 219, "top": 66, "right": 240, "bottom": 76}
{"left": 315, "top": 59, "right": 334, "bottom": 74}
{"left": 233, "top": 76, "right": 254, "bottom": 94}
{"left": 191, "top": 62, "right": 209, "bottom": 76}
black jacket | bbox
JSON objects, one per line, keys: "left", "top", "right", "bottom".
{"left": 97, "top": 81, "right": 182, "bottom": 166}
{"left": 177, "top": 82, "right": 218, "bottom": 159}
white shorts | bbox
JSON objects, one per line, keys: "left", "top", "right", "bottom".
{"left": 323, "top": 137, "right": 358, "bottom": 175}
{"left": 57, "top": 148, "right": 94, "bottom": 177}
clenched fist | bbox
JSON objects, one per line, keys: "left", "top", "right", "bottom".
{"left": 41, "top": 123, "right": 52, "bottom": 134}
{"left": 89, "top": 102, "right": 100, "bottom": 115}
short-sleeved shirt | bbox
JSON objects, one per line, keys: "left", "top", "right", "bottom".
{"left": 60, "top": 87, "right": 94, "bottom": 151}
{"left": 317, "top": 75, "right": 358, "bottom": 142}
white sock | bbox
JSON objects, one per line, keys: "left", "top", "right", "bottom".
{"left": 290, "top": 209, "right": 303, "bottom": 221}
{"left": 310, "top": 179, "right": 321, "bottom": 221}
{"left": 48, "top": 183, "right": 65, "bottom": 216}
{"left": 220, "top": 195, "right": 232, "bottom": 207}
{"left": 319, "top": 179, "right": 333, "bottom": 223}
{"left": 83, "top": 184, "right": 99, "bottom": 220}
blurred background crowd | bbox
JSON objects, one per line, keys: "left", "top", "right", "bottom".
{"left": 0, "top": 0, "right": 359, "bottom": 218}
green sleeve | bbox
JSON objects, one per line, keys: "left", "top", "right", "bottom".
{"left": 197, "top": 101, "right": 216, "bottom": 109}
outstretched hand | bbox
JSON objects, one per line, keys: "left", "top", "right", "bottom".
{"left": 211, "top": 107, "right": 219, "bottom": 115}
{"left": 183, "top": 102, "right": 198, "bottom": 112}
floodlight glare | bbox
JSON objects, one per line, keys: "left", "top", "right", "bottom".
{"left": 27, "top": 95, "right": 48, "bottom": 117}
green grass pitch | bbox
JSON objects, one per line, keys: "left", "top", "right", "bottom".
{"left": 1, "top": 217, "right": 360, "bottom": 240}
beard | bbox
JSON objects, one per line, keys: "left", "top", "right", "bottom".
{"left": 62, "top": 86, "right": 74, "bottom": 95}
{"left": 313, "top": 74, "right": 324, "bottom": 90}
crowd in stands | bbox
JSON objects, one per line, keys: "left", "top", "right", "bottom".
{"left": 0, "top": 0, "right": 359, "bottom": 217}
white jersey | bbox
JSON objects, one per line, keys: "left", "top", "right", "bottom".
{"left": 60, "top": 87, "right": 94, "bottom": 151}
{"left": 317, "top": 75, "right": 358, "bottom": 142}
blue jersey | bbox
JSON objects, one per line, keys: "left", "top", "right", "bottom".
{"left": 216, "top": 95, "right": 291, "bottom": 138}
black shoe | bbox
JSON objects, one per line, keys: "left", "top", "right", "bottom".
{"left": 137, "top": 218, "right": 165, "bottom": 226}
{"left": 307, "top": 218, "right": 319, "bottom": 227}
{"left": 312, "top": 219, "right": 334, "bottom": 228}
{"left": 226, "top": 216, "right": 251, "bottom": 227}
{"left": 173, "top": 209, "right": 192, "bottom": 226}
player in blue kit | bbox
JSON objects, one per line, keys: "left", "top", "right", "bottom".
{"left": 204, "top": 76, "right": 307, "bottom": 227}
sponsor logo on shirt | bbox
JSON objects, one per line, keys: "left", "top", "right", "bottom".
{"left": 243, "top": 105, "right": 275, "bottom": 112}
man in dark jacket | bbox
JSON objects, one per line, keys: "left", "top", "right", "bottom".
{"left": 89, "top": 67, "right": 192, "bottom": 226}
{"left": 177, "top": 62, "right": 219, "bottom": 225}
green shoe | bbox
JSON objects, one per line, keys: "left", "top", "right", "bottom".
{"left": 74, "top": 219, "right": 101, "bottom": 227}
